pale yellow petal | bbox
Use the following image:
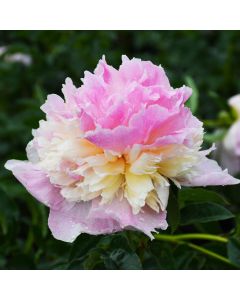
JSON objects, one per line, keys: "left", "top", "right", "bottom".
{"left": 61, "top": 186, "right": 100, "bottom": 202}
{"left": 93, "top": 158, "right": 125, "bottom": 175}
{"left": 101, "top": 175, "right": 124, "bottom": 203}
{"left": 130, "top": 152, "right": 162, "bottom": 175}
{"left": 145, "top": 191, "right": 160, "bottom": 212}
{"left": 152, "top": 173, "right": 170, "bottom": 211}
{"left": 126, "top": 144, "right": 142, "bottom": 164}
{"left": 124, "top": 168, "right": 154, "bottom": 214}
{"left": 86, "top": 175, "right": 120, "bottom": 193}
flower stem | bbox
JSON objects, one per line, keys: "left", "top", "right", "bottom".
{"left": 187, "top": 243, "right": 232, "bottom": 266}
{"left": 154, "top": 233, "right": 235, "bottom": 267}
{"left": 154, "top": 233, "right": 228, "bottom": 243}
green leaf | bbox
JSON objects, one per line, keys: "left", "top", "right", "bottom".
{"left": 185, "top": 76, "right": 199, "bottom": 114}
{"left": 179, "top": 188, "right": 228, "bottom": 208}
{"left": 84, "top": 234, "right": 143, "bottom": 270}
{"left": 82, "top": 249, "right": 105, "bottom": 270}
{"left": 102, "top": 249, "right": 142, "bottom": 270}
{"left": 99, "top": 233, "right": 134, "bottom": 252}
{"left": 34, "top": 84, "right": 47, "bottom": 105}
{"left": 167, "top": 187, "right": 180, "bottom": 233}
{"left": 174, "top": 245, "right": 196, "bottom": 269}
{"left": 235, "top": 215, "right": 240, "bottom": 237}
{"left": 227, "top": 237, "right": 240, "bottom": 267}
{"left": 180, "top": 202, "right": 234, "bottom": 225}
{"left": 69, "top": 234, "right": 102, "bottom": 261}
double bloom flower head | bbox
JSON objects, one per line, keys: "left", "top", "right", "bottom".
{"left": 5, "top": 56, "right": 239, "bottom": 242}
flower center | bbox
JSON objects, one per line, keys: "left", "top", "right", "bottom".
{"left": 34, "top": 119, "right": 199, "bottom": 214}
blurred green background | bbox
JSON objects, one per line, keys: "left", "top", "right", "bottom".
{"left": 1, "top": 31, "right": 240, "bottom": 270}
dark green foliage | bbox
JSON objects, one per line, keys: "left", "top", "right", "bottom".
{"left": 167, "top": 186, "right": 180, "bottom": 233}
{"left": 180, "top": 202, "right": 234, "bottom": 225}
{"left": 1, "top": 31, "right": 240, "bottom": 269}
{"left": 185, "top": 76, "right": 199, "bottom": 114}
{"left": 227, "top": 237, "right": 240, "bottom": 267}
{"left": 179, "top": 188, "right": 229, "bottom": 207}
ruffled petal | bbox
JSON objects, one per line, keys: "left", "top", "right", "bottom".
{"left": 79, "top": 111, "right": 96, "bottom": 132}
{"left": 120, "top": 55, "right": 171, "bottom": 89}
{"left": 88, "top": 198, "right": 168, "bottom": 239}
{"left": 152, "top": 174, "right": 170, "bottom": 210}
{"left": 86, "top": 105, "right": 171, "bottom": 152}
{"left": 179, "top": 157, "right": 240, "bottom": 186}
{"left": 124, "top": 169, "right": 154, "bottom": 214}
{"left": 62, "top": 77, "right": 78, "bottom": 105}
{"left": 48, "top": 196, "right": 167, "bottom": 242}
{"left": 41, "top": 94, "right": 72, "bottom": 120}
{"left": 48, "top": 201, "right": 121, "bottom": 242}
{"left": 4, "top": 160, "right": 67, "bottom": 210}
{"left": 94, "top": 55, "right": 119, "bottom": 84}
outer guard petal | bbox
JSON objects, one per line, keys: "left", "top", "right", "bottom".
{"left": 5, "top": 160, "right": 67, "bottom": 210}
{"left": 179, "top": 157, "right": 240, "bottom": 186}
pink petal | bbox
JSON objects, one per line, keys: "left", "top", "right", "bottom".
{"left": 86, "top": 105, "right": 201, "bottom": 152}
{"left": 86, "top": 105, "right": 172, "bottom": 152}
{"left": 48, "top": 209, "right": 85, "bottom": 243}
{"left": 119, "top": 55, "right": 171, "bottom": 88}
{"left": 48, "top": 197, "right": 167, "bottom": 242}
{"left": 62, "top": 77, "right": 78, "bottom": 105}
{"left": 223, "top": 121, "right": 240, "bottom": 156}
{"left": 41, "top": 94, "right": 73, "bottom": 120}
{"left": 4, "top": 160, "right": 68, "bottom": 210}
{"left": 48, "top": 200, "right": 122, "bottom": 242}
{"left": 228, "top": 94, "right": 240, "bottom": 117}
{"left": 76, "top": 71, "right": 108, "bottom": 122}
{"left": 88, "top": 198, "right": 168, "bottom": 239}
{"left": 179, "top": 157, "right": 240, "bottom": 186}
{"left": 79, "top": 111, "right": 96, "bottom": 132}
{"left": 215, "top": 142, "right": 240, "bottom": 176}
{"left": 94, "top": 55, "right": 119, "bottom": 84}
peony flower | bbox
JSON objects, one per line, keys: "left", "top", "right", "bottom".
{"left": 5, "top": 56, "right": 239, "bottom": 242}
{"left": 217, "top": 95, "right": 240, "bottom": 175}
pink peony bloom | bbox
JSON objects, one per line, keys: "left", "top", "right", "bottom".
{"left": 5, "top": 56, "right": 239, "bottom": 242}
{"left": 217, "top": 95, "right": 240, "bottom": 175}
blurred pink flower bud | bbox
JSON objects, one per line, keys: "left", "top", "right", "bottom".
{"left": 0, "top": 45, "right": 32, "bottom": 66}
{"left": 217, "top": 95, "right": 240, "bottom": 175}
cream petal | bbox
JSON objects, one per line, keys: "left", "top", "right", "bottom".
{"left": 101, "top": 175, "right": 124, "bottom": 203}
{"left": 93, "top": 158, "right": 125, "bottom": 175}
{"left": 86, "top": 175, "right": 119, "bottom": 192}
{"left": 61, "top": 186, "right": 100, "bottom": 202}
{"left": 130, "top": 152, "right": 162, "bottom": 175}
{"left": 145, "top": 191, "right": 160, "bottom": 212}
{"left": 152, "top": 173, "right": 170, "bottom": 211}
{"left": 124, "top": 168, "right": 154, "bottom": 214}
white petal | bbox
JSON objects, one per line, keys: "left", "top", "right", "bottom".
{"left": 152, "top": 173, "right": 170, "bottom": 210}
